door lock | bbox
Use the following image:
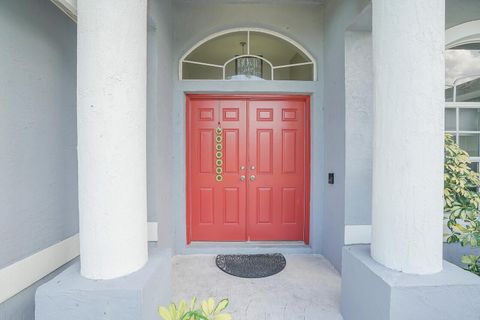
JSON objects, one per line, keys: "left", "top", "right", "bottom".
{"left": 240, "top": 175, "right": 246, "bottom": 182}
{"left": 250, "top": 175, "right": 256, "bottom": 181}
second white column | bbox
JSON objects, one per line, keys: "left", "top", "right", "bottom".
{"left": 371, "top": 0, "right": 445, "bottom": 274}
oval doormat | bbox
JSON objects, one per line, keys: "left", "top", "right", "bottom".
{"left": 215, "top": 253, "right": 286, "bottom": 278}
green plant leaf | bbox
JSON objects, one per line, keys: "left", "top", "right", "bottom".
{"left": 164, "top": 297, "right": 231, "bottom": 320}
{"left": 214, "top": 299, "right": 229, "bottom": 313}
{"left": 159, "top": 306, "right": 172, "bottom": 320}
{"left": 213, "top": 313, "right": 232, "bottom": 320}
{"left": 169, "top": 303, "right": 178, "bottom": 319}
{"left": 178, "top": 300, "right": 187, "bottom": 317}
{"left": 201, "top": 300, "right": 209, "bottom": 316}
{"left": 190, "top": 297, "right": 197, "bottom": 311}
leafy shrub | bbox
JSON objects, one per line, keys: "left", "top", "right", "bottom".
{"left": 444, "top": 134, "right": 480, "bottom": 275}
{"left": 461, "top": 255, "right": 480, "bottom": 275}
{"left": 159, "top": 297, "right": 231, "bottom": 320}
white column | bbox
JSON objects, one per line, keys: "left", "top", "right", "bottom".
{"left": 371, "top": 0, "right": 445, "bottom": 274}
{"left": 77, "top": 0, "right": 148, "bottom": 280}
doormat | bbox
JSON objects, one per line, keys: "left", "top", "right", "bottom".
{"left": 215, "top": 253, "right": 286, "bottom": 278}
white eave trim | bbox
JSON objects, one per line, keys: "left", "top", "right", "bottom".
{"left": 50, "top": 0, "right": 77, "bottom": 22}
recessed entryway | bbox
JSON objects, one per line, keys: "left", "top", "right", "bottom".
{"left": 186, "top": 95, "right": 310, "bottom": 243}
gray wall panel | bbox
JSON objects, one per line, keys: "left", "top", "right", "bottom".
{"left": 0, "top": 0, "right": 77, "bottom": 270}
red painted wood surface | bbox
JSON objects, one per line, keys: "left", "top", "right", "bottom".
{"left": 247, "top": 99, "right": 307, "bottom": 241}
{"left": 186, "top": 95, "right": 310, "bottom": 243}
{"left": 187, "top": 98, "right": 247, "bottom": 241}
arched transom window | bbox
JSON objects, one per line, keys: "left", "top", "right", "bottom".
{"left": 180, "top": 28, "right": 316, "bottom": 81}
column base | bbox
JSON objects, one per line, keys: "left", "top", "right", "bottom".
{"left": 35, "top": 246, "right": 171, "bottom": 320}
{"left": 341, "top": 245, "right": 480, "bottom": 320}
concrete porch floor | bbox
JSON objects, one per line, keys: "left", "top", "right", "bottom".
{"left": 172, "top": 254, "right": 343, "bottom": 320}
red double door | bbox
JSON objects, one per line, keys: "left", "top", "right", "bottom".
{"left": 187, "top": 95, "right": 310, "bottom": 243}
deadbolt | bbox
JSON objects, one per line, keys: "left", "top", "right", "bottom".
{"left": 240, "top": 175, "right": 246, "bottom": 182}
{"left": 250, "top": 175, "right": 256, "bottom": 181}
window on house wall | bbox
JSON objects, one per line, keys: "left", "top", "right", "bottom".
{"left": 445, "top": 42, "right": 480, "bottom": 172}
{"left": 180, "top": 28, "right": 316, "bottom": 81}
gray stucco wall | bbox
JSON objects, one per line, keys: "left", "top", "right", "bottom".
{"left": 0, "top": 0, "right": 77, "bottom": 317}
{"left": 147, "top": 0, "right": 174, "bottom": 249}
{"left": 344, "top": 30, "right": 372, "bottom": 226}
{"left": 322, "top": 0, "right": 370, "bottom": 271}
{"left": 170, "top": 2, "right": 325, "bottom": 254}
{"left": 0, "top": 0, "right": 77, "bottom": 270}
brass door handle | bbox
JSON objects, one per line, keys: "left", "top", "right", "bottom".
{"left": 240, "top": 175, "right": 246, "bottom": 182}
{"left": 250, "top": 175, "right": 256, "bottom": 181}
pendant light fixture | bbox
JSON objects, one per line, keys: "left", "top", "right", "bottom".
{"left": 235, "top": 41, "right": 263, "bottom": 79}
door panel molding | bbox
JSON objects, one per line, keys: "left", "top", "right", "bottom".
{"left": 186, "top": 94, "right": 310, "bottom": 244}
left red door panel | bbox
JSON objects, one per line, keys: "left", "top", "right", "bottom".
{"left": 187, "top": 97, "right": 247, "bottom": 241}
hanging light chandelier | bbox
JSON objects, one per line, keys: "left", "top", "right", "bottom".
{"left": 234, "top": 42, "right": 263, "bottom": 79}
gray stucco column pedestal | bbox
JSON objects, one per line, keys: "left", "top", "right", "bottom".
{"left": 341, "top": 246, "right": 480, "bottom": 320}
{"left": 35, "top": 247, "right": 171, "bottom": 320}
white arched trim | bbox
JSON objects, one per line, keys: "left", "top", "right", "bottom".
{"left": 446, "top": 20, "right": 480, "bottom": 49}
{"left": 179, "top": 27, "right": 317, "bottom": 81}
{"left": 222, "top": 54, "right": 274, "bottom": 80}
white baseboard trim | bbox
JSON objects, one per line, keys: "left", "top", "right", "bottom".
{"left": 0, "top": 222, "right": 158, "bottom": 303}
{"left": 345, "top": 225, "right": 371, "bottom": 245}
{"left": 0, "top": 234, "right": 79, "bottom": 304}
{"left": 148, "top": 222, "right": 158, "bottom": 242}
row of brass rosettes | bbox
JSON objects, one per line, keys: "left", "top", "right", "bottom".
{"left": 215, "top": 127, "right": 223, "bottom": 182}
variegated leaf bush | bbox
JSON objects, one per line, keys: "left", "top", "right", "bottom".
{"left": 444, "top": 134, "right": 480, "bottom": 275}
{"left": 159, "top": 297, "right": 232, "bottom": 320}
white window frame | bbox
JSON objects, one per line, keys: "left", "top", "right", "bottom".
{"left": 179, "top": 27, "right": 317, "bottom": 81}
{"left": 446, "top": 76, "right": 480, "bottom": 165}
{"left": 445, "top": 21, "right": 480, "bottom": 166}
{"left": 446, "top": 102, "right": 480, "bottom": 165}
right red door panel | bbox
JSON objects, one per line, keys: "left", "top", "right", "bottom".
{"left": 247, "top": 99, "right": 307, "bottom": 241}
